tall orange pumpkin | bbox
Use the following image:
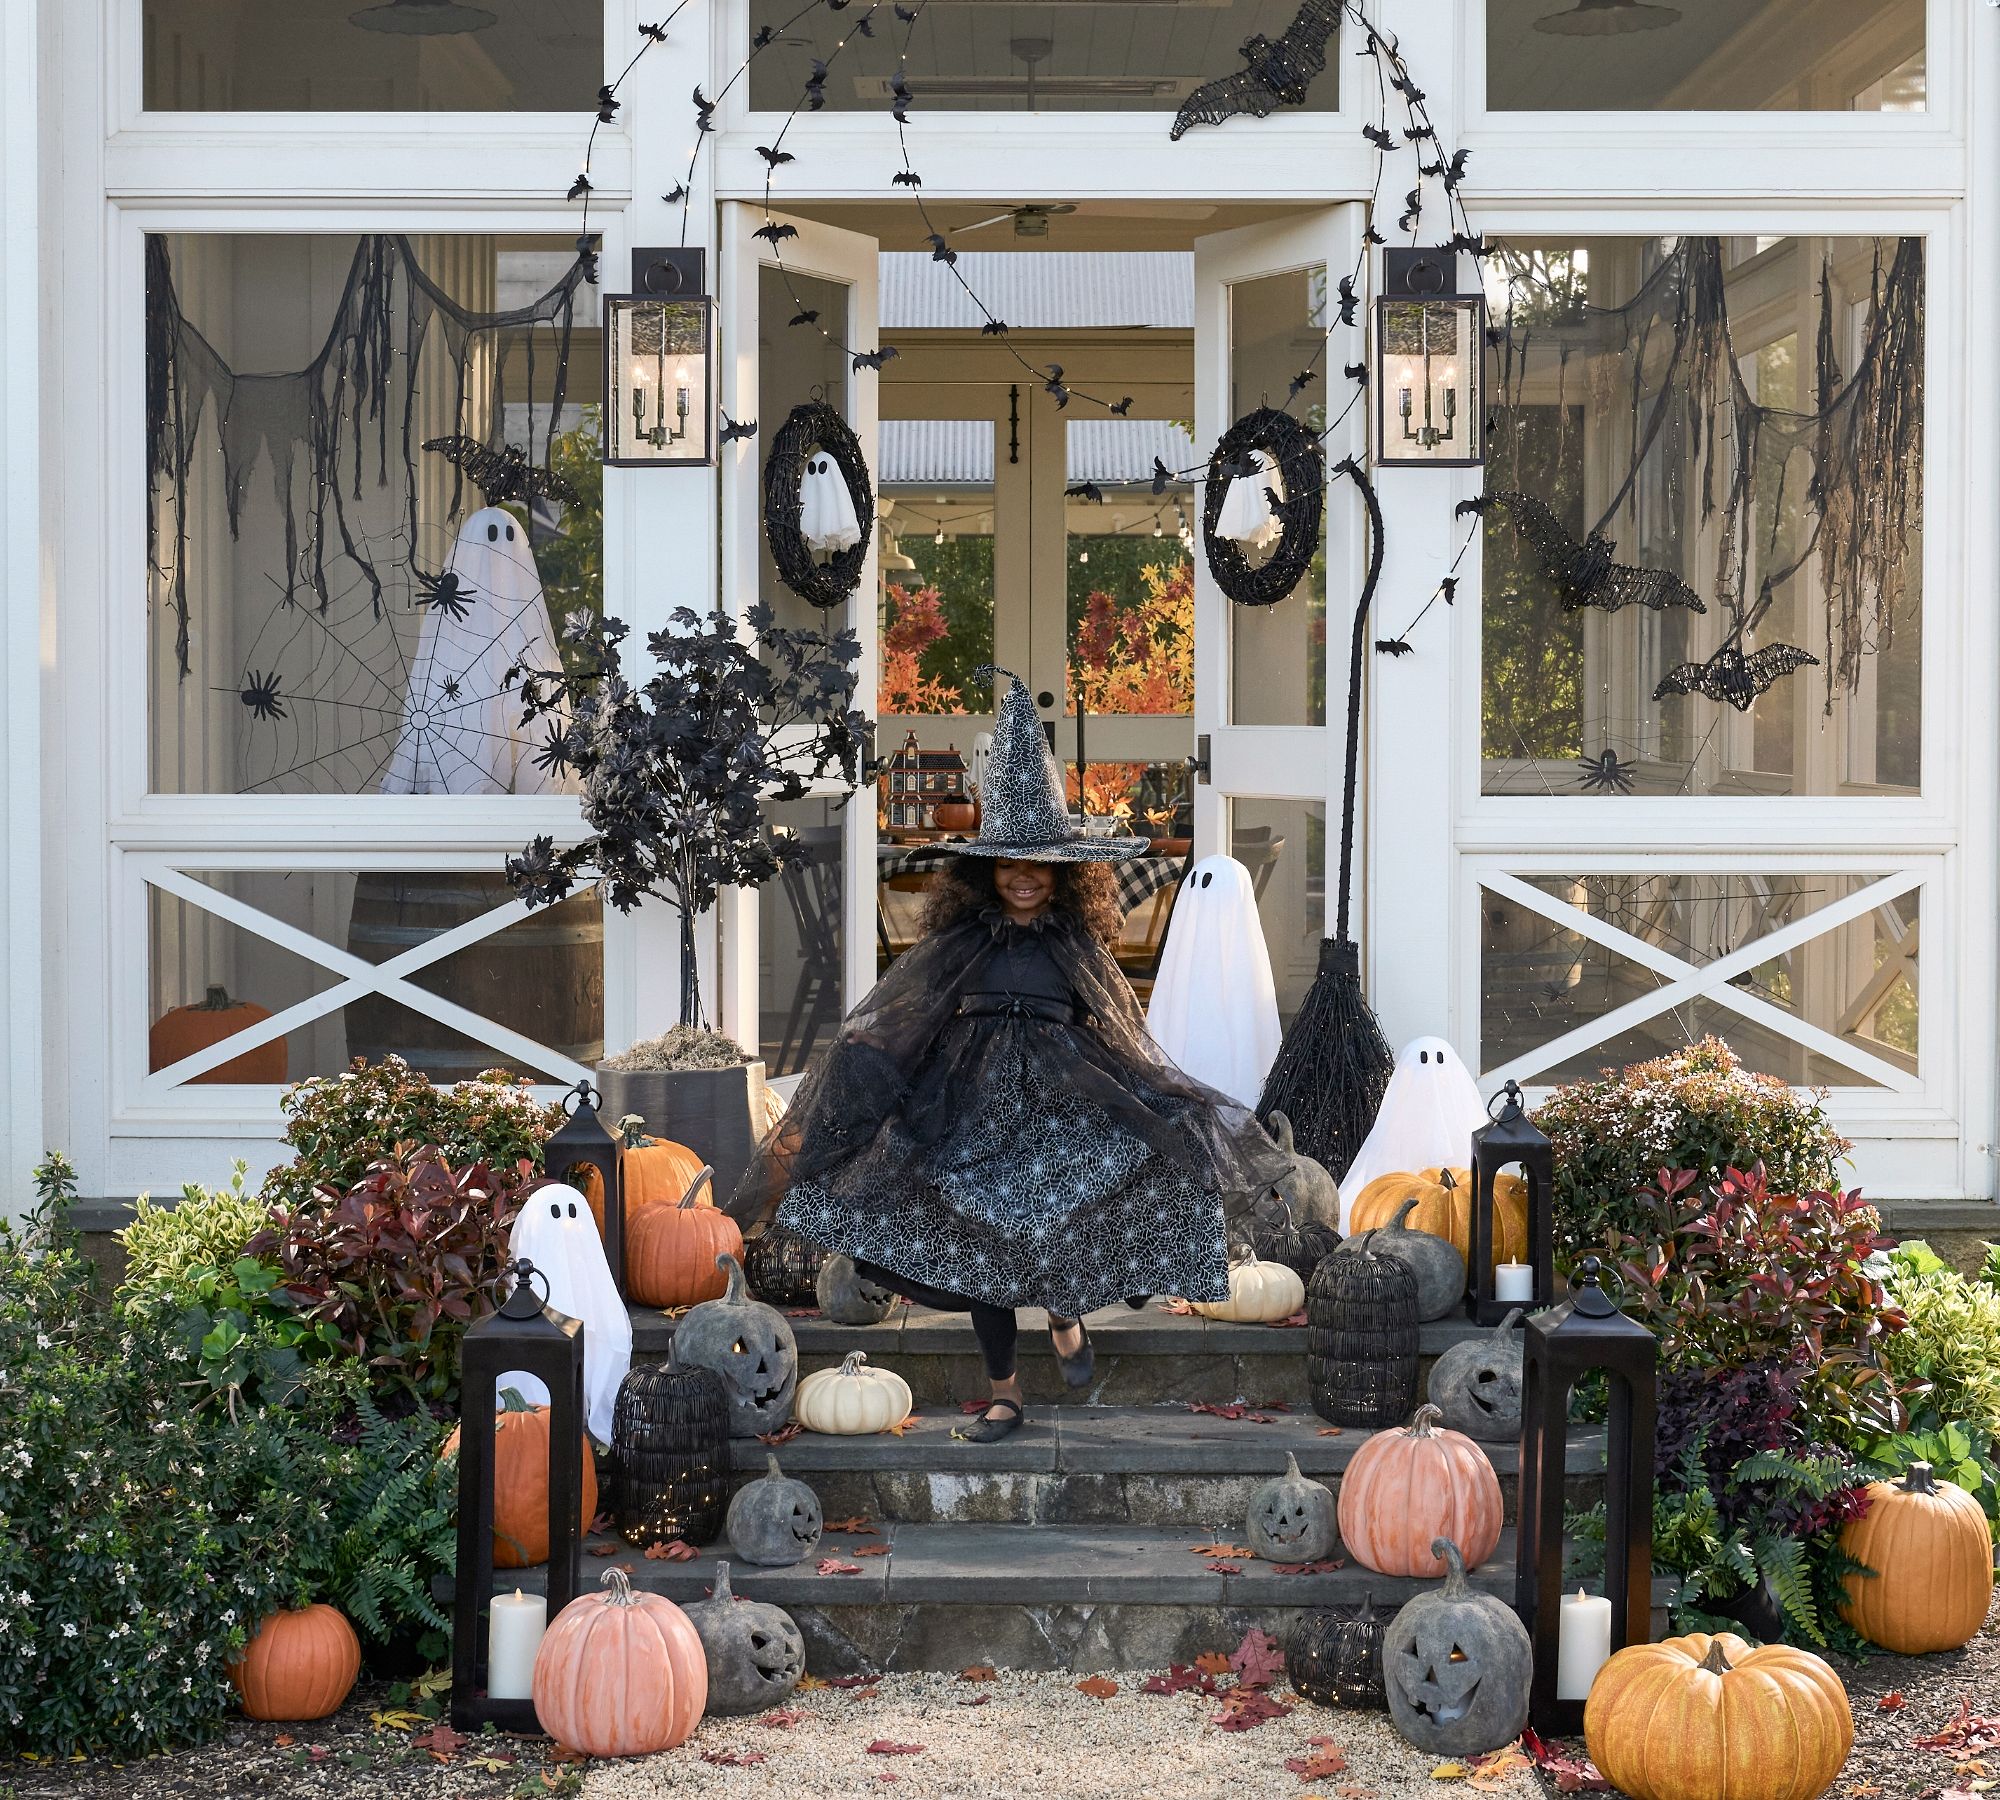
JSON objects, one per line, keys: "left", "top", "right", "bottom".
{"left": 1585, "top": 1632, "right": 1852, "bottom": 1800}
{"left": 532, "top": 1566, "right": 708, "bottom": 1757}
{"left": 617, "top": 1115, "right": 709, "bottom": 1209}
{"left": 149, "top": 985, "right": 288, "bottom": 1084}
{"left": 1337, "top": 1402, "right": 1504, "bottom": 1576}
{"left": 442, "top": 1387, "right": 599, "bottom": 1569}
{"left": 1838, "top": 1461, "right": 1995, "bottom": 1653}
{"left": 1349, "top": 1167, "right": 1528, "bottom": 1272}
{"left": 626, "top": 1165, "right": 743, "bottom": 1308}
{"left": 229, "top": 1604, "right": 361, "bottom": 1722}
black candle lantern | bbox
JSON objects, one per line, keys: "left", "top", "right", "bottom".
{"left": 603, "top": 248, "right": 714, "bottom": 467}
{"left": 1515, "top": 1256, "right": 1657, "bottom": 1736}
{"left": 451, "top": 1260, "right": 588, "bottom": 1734}
{"left": 1468, "top": 1078, "right": 1555, "bottom": 1324}
{"left": 543, "top": 1078, "right": 623, "bottom": 1291}
{"left": 1375, "top": 247, "right": 1485, "bottom": 469}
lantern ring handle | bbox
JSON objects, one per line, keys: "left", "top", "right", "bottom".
{"left": 1569, "top": 1253, "right": 1627, "bottom": 1312}
{"left": 501, "top": 1256, "right": 553, "bottom": 1315}
{"left": 564, "top": 1078, "right": 603, "bottom": 1117}
{"left": 1486, "top": 1077, "right": 1527, "bottom": 1123}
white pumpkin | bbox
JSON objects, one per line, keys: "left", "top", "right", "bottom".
{"left": 1190, "top": 1249, "right": 1306, "bottom": 1323}
{"left": 793, "top": 1350, "right": 914, "bottom": 1436}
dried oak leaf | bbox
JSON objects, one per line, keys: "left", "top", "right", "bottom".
{"left": 1919, "top": 1703, "right": 2000, "bottom": 1755}
{"left": 1286, "top": 1738, "right": 1350, "bottom": 1781}
{"left": 644, "top": 1538, "right": 698, "bottom": 1561}
{"left": 1271, "top": 1309, "right": 1309, "bottom": 1327}
{"left": 1207, "top": 1560, "right": 1244, "bottom": 1574}
{"left": 585, "top": 1541, "right": 620, "bottom": 1556}
{"left": 1190, "top": 1542, "right": 1257, "bottom": 1558}
{"left": 1194, "top": 1650, "right": 1234, "bottom": 1678}
{"left": 1878, "top": 1692, "right": 1909, "bottom": 1713}
{"left": 1316, "top": 1427, "right": 1345, "bottom": 1437}
{"left": 867, "top": 1740, "right": 925, "bottom": 1756}
{"left": 1470, "top": 1748, "right": 1534, "bottom": 1790}
{"left": 757, "top": 1422, "right": 804, "bottom": 1447}
{"left": 1214, "top": 1689, "right": 1292, "bottom": 1732}
{"left": 825, "top": 1515, "right": 878, "bottom": 1534}
{"left": 411, "top": 1722, "right": 467, "bottom": 1761}
{"left": 885, "top": 1413, "right": 923, "bottom": 1435}
{"left": 756, "top": 1708, "right": 808, "bottom": 1727}
{"left": 1142, "top": 1664, "right": 1220, "bottom": 1697}
{"left": 1229, "top": 1625, "right": 1288, "bottom": 1689}
{"left": 959, "top": 1665, "right": 998, "bottom": 1682}
{"left": 961, "top": 1398, "right": 995, "bottom": 1414}
{"left": 586, "top": 1510, "right": 615, "bottom": 1535}
{"left": 1270, "top": 1559, "right": 1346, "bottom": 1575}
{"left": 816, "top": 1558, "right": 863, "bottom": 1575}
{"left": 702, "top": 1749, "right": 767, "bottom": 1766}
{"left": 852, "top": 1543, "right": 890, "bottom": 1556}
{"left": 1188, "top": 1402, "right": 1249, "bottom": 1420}
{"left": 1075, "top": 1676, "right": 1119, "bottom": 1699}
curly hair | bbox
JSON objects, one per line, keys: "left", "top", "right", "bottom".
{"left": 919, "top": 856, "right": 1124, "bottom": 949}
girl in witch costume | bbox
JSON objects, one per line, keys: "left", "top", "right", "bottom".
{"left": 729, "top": 671, "right": 1288, "bottom": 1442}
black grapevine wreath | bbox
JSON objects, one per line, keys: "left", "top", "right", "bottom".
{"left": 1202, "top": 405, "right": 1327, "bottom": 609}
{"left": 763, "top": 400, "right": 875, "bottom": 609}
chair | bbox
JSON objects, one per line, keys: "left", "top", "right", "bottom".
{"left": 1116, "top": 848, "right": 1195, "bottom": 1005}
{"left": 775, "top": 828, "right": 844, "bottom": 1073}
{"left": 1233, "top": 827, "right": 1287, "bottom": 901}
{"left": 876, "top": 869, "right": 935, "bottom": 970}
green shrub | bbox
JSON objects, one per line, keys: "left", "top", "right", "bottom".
{"left": 1881, "top": 1257, "right": 2000, "bottom": 1437}
{"left": 116, "top": 1162, "right": 269, "bottom": 1321}
{"left": 1863, "top": 1419, "right": 2000, "bottom": 1539}
{"left": 1536, "top": 1038, "right": 1850, "bottom": 1260}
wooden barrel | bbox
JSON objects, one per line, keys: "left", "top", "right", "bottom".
{"left": 345, "top": 872, "right": 603, "bottom": 1083}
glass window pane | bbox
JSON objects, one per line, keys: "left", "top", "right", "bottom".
{"left": 879, "top": 421, "right": 996, "bottom": 716}
{"left": 1230, "top": 799, "right": 1326, "bottom": 1028}
{"left": 144, "top": 0, "right": 603, "bottom": 111}
{"left": 1486, "top": 0, "right": 1923, "bottom": 111}
{"left": 1479, "top": 235, "right": 1923, "bottom": 798}
{"left": 748, "top": 2, "right": 1335, "bottom": 113}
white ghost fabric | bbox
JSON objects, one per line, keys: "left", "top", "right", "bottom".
{"left": 501, "top": 1182, "right": 632, "bottom": 1444}
{"left": 799, "top": 452, "right": 863, "bottom": 553}
{"left": 1338, "top": 1036, "right": 1489, "bottom": 1229}
{"left": 381, "top": 506, "right": 567, "bottom": 796}
{"left": 1215, "top": 450, "right": 1286, "bottom": 548}
{"left": 1145, "top": 855, "right": 1281, "bottom": 1108}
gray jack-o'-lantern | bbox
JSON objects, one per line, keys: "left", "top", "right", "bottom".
{"left": 815, "top": 1253, "right": 896, "bottom": 1326}
{"left": 1426, "top": 1308, "right": 1525, "bottom": 1442}
{"left": 1267, "top": 1110, "right": 1341, "bottom": 1229}
{"left": 1246, "top": 1451, "right": 1338, "bottom": 1564}
{"left": 726, "top": 1451, "right": 824, "bottom": 1566}
{"left": 1350, "top": 1196, "right": 1466, "bottom": 1322}
{"left": 674, "top": 1253, "right": 799, "bottom": 1437}
{"left": 681, "top": 1561, "right": 807, "bottom": 1714}
{"left": 1382, "top": 1537, "right": 1533, "bottom": 1756}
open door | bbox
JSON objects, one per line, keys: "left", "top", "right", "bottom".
{"left": 719, "top": 204, "right": 881, "bottom": 1080}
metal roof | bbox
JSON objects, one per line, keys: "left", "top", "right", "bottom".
{"left": 880, "top": 417, "right": 1195, "bottom": 487}
{"left": 881, "top": 251, "right": 1193, "bottom": 330}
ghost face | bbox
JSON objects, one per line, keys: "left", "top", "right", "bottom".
{"left": 798, "top": 450, "right": 862, "bottom": 553}
{"left": 504, "top": 1180, "right": 632, "bottom": 1443}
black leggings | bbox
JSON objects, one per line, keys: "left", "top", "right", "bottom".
{"left": 854, "top": 1260, "right": 1074, "bottom": 1384}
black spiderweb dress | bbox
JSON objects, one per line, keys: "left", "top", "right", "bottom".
{"left": 728, "top": 906, "right": 1288, "bottom": 1318}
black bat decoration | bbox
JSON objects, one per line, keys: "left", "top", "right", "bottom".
{"left": 421, "top": 436, "right": 582, "bottom": 509}
{"left": 240, "top": 668, "right": 287, "bottom": 722}
{"left": 1398, "top": 186, "right": 1423, "bottom": 233}
{"left": 719, "top": 413, "right": 758, "bottom": 444}
{"left": 754, "top": 221, "right": 799, "bottom": 245}
{"left": 573, "top": 237, "right": 600, "bottom": 284}
{"left": 1375, "top": 638, "right": 1414, "bottom": 658}
{"left": 1362, "top": 124, "right": 1396, "bottom": 151}
{"left": 1445, "top": 231, "right": 1489, "bottom": 258}
{"left": 806, "top": 61, "right": 828, "bottom": 108}
{"left": 693, "top": 86, "right": 716, "bottom": 131}
{"left": 1065, "top": 480, "right": 1104, "bottom": 503}
{"left": 1455, "top": 495, "right": 1492, "bottom": 519}
{"left": 415, "top": 567, "right": 478, "bottom": 622}
{"left": 854, "top": 14, "right": 874, "bottom": 36}
{"left": 1389, "top": 73, "right": 1425, "bottom": 104}
{"left": 1151, "top": 457, "right": 1173, "bottom": 496}
{"left": 980, "top": 319, "right": 1009, "bottom": 336}
{"left": 1043, "top": 364, "right": 1069, "bottom": 408}
{"left": 1343, "top": 361, "right": 1368, "bottom": 385}
{"left": 890, "top": 72, "right": 914, "bottom": 121}
{"left": 1365, "top": 224, "right": 1387, "bottom": 247}
{"left": 1575, "top": 750, "right": 1636, "bottom": 795}
{"left": 753, "top": 24, "right": 776, "bottom": 47}
{"left": 1654, "top": 641, "right": 1818, "bottom": 712}
{"left": 927, "top": 232, "right": 957, "bottom": 265}
{"left": 757, "top": 145, "right": 795, "bottom": 168}
{"left": 853, "top": 347, "right": 900, "bottom": 371}
{"left": 893, "top": 169, "right": 923, "bottom": 186}
{"left": 895, "top": 2, "right": 918, "bottom": 17}
{"left": 566, "top": 173, "right": 592, "bottom": 201}
{"left": 639, "top": 20, "right": 669, "bottom": 41}
{"left": 1487, "top": 490, "right": 1706, "bottom": 616}
{"left": 1170, "top": 0, "right": 1339, "bottom": 139}
{"left": 1109, "top": 396, "right": 1134, "bottom": 416}
{"left": 1287, "top": 368, "right": 1317, "bottom": 399}
{"left": 1402, "top": 125, "right": 1428, "bottom": 143}
{"left": 663, "top": 183, "right": 689, "bottom": 204}
{"left": 788, "top": 308, "right": 820, "bottom": 328}
{"left": 1439, "top": 577, "right": 1458, "bottom": 605}
{"left": 596, "top": 86, "right": 621, "bottom": 123}
{"left": 1335, "top": 275, "right": 1360, "bottom": 327}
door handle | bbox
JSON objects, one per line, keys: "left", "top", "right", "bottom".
{"left": 1185, "top": 733, "right": 1212, "bottom": 786}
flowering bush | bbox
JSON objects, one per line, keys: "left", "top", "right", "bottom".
{"left": 1536, "top": 1038, "right": 1849, "bottom": 1260}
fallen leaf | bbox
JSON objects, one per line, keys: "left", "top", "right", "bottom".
{"left": 1143, "top": 1664, "right": 1221, "bottom": 1696}
{"left": 1432, "top": 1764, "right": 1469, "bottom": 1781}
{"left": 1195, "top": 1651, "right": 1233, "bottom": 1678}
{"left": 702, "top": 1749, "right": 767, "bottom": 1766}
{"left": 885, "top": 1414, "right": 923, "bottom": 1435}
{"left": 1190, "top": 1542, "right": 1258, "bottom": 1558}
{"left": 1287, "top": 1738, "right": 1350, "bottom": 1781}
{"left": 545, "top": 1743, "right": 590, "bottom": 1765}
{"left": 825, "top": 1674, "right": 877, "bottom": 1689}
{"left": 848, "top": 1686, "right": 882, "bottom": 1701}
{"left": 958, "top": 1693, "right": 991, "bottom": 1708}
{"left": 1844, "top": 1786, "right": 1884, "bottom": 1798}
{"left": 1270, "top": 1559, "right": 1346, "bottom": 1575}
{"left": 274, "top": 1734, "right": 295, "bottom": 1748}
{"left": 1189, "top": 1401, "right": 1250, "bottom": 1420}
{"left": 1920, "top": 1704, "right": 2000, "bottom": 1756}
{"left": 1316, "top": 1427, "right": 1344, "bottom": 1437}
{"left": 795, "top": 1675, "right": 828, "bottom": 1692}
{"left": 1521, "top": 1728, "right": 1611, "bottom": 1794}
{"left": 1469, "top": 1748, "right": 1534, "bottom": 1790}
{"left": 960, "top": 1665, "right": 998, "bottom": 1682}
{"left": 1272, "top": 1309, "right": 1309, "bottom": 1327}
{"left": 1208, "top": 1560, "right": 1244, "bottom": 1574}
{"left": 783, "top": 1307, "right": 818, "bottom": 1318}
{"left": 825, "top": 1515, "right": 878, "bottom": 1534}
{"left": 867, "top": 1740, "right": 925, "bottom": 1756}
{"left": 1338, "top": 1788, "right": 1379, "bottom": 1799}
{"left": 465, "top": 1753, "right": 516, "bottom": 1772}
{"left": 645, "top": 1538, "right": 698, "bottom": 1561}
{"left": 817, "top": 1558, "right": 863, "bottom": 1575}
{"left": 852, "top": 1543, "right": 890, "bottom": 1556}
{"left": 1076, "top": 1676, "right": 1119, "bottom": 1699}
{"left": 1160, "top": 1297, "right": 1196, "bottom": 1315}
{"left": 1214, "top": 1689, "right": 1292, "bottom": 1731}
{"left": 586, "top": 1541, "right": 619, "bottom": 1555}
{"left": 757, "top": 1708, "right": 808, "bottom": 1727}
{"left": 756, "top": 1422, "right": 804, "bottom": 1446}
{"left": 370, "top": 1709, "right": 429, "bottom": 1732}
{"left": 1878, "top": 1691, "right": 1908, "bottom": 1712}
{"left": 586, "top": 1510, "right": 615, "bottom": 1535}
{"left": 411, "top": 1722, "right": 467, "bottom": 1762}
{"left": 1230, "top": 1625, "right": 1288, "bottom": 1689}
{"left": 961, "top": 1398, "right": 994, "bottom": 1414}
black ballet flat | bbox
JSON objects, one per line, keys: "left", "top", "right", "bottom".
{"left": 952, "top": 1397, "right": 1025, "bottom": 1443}
{"left": 1049, "top": 1316, "right": 1095, "bottom": 1388}
{"left": 1123, "top": 1294, "right": 1152, "bottom": 1310}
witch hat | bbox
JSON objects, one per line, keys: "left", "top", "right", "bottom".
{"left": 955, "top": 668, "right": 1148, "bottom": 863}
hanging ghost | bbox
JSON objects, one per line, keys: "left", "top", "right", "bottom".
{"left": 1338, "top": 1036, "right": 1489, "bottom": 1229}
{"left": 968, "top": 729, "right": 995, "bottom": 806}
{"left": 798, "top": 450, "right": 862, "bottom": 553}
{"left": 501, "top": 1181, "right": 632, "bottom": 1444}
{"left": 381, "top": 506, "right": 569, "bottom": 796}
{"left": 1146, "top": 855, "right": 1281, "bottom": 1108}
{"left": 1215, "top": 449, "right": 1286, "bottom": 549}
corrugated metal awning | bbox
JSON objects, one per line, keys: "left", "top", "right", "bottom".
{"left": 880, "top": 417, "right": 1195, "bottom": 487}
{"left": 881, "top": 251, "right": 1193, "bottom": 330}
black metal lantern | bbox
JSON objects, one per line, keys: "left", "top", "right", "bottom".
{"left": 1515, "top": 1256, "right": 1657, "bottom": 1736}
{"left": 452, "top": 1260, "right": 588, "bottom": 1734}
{"left": 543, "top": 1078, "right": 623, "bottom": 1291}
{"left": 1468, "top": 1077, "right": 1556, "bottom": 1323}
{"left": 1288, "top": 1596, "right": 1389, "bottom": 1709}
{"left": 743, "top": 1226, "right": 829, "bottom": 1308}
{"left": 603, "top": 248, "right": 714, "bottom": 467}
{"left": 1306, "top": 1243, "right": 1420, "bottom": 1428}
{"left": 1375, "top": 247, "right": 1485, "bottom": 469}
{"left": 610, "top": 1359, "right": 732, "bottom": 1546}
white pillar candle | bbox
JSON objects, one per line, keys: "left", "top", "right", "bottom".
{"left": 1556, "top": 1589, "right": 1614, "bottom": 1701}
{"left": 1495, "top": 1262, "right": 1535, "bottom": 1304}
{"left": 487, "top": 1588, "right": 546, "bottom": 1701}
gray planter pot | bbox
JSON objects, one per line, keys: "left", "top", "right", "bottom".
{"left": 596, "top": 1061, "right": 771, "bottom": 1206}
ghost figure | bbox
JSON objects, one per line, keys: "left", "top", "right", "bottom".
{"left": 501, "top": 1182, "right": 632, "bottom": 1444}
{"left": 1215, "top": 450, "right": 1286, "bottom": 549}
{"left": 968, "top": 730, "right": 995, "bottom": 805}
{"left": 381, "top": 506, "right": 568, "bottom": 796}
{"left": 1146, "top": 855, "right": 1281, "bottom": 1108}
{"left": 798, "top": 450, "right": 862, "bottom": 553}
{"left": 1339, "top": 1036, "right": 1489, "bottom": 1229}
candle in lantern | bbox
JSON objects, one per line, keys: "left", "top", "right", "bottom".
{"left": 675, "top": 363, "right": 692, "bottom": 425}
{"left": 1495, "top": 1262, "right": 1535, "bottom": 1304}
{"left": 1555, "top": 1589, "right": 1613, "bottom": 1700}
{"left": 487, "top": 1588, "right": 546, "bottom": 1701}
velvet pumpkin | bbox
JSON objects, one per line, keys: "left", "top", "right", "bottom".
{"left": 1837, "top": 1461, "right": 1996, "bottom": 1653}
{"left": 681, "top": 1562, "right": 806, "bottom": 1715}
{"left": 627, "top": 1166, "right": 744, "bottom": 1309}
{"left": 617, "top": 1115, "right": 709, "bottom": 1211}
{"left": 532, "top": 1566, "right": 708, "bottom": 1757}
{"left": 1337, "top": 1403, "right": 1503, "bottom": 1577}
{"left": 228, "top": 1604, "right": 361, "bottom": 1722}
{"left": 1585, "top": 1632, "right": 1853, "bottom": 1800}
{"left": 442, "top": 1386, "right": 600, "bottom": 1570}
{"left": 1348, "top": 1167, "right": 1527, "bottom": 1273}
{"left": 1190, "top": 1249, "right": 1306, "bottom": 1322}
{"left": 794, "top": 1350, "right": 914, "bottom": 1435}
{"left": 149, "top": 985, "right": 287, "bottom": 1084}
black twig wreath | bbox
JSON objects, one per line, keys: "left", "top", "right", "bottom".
{"left": 1201, "top": 406, "right": 1326, "bottom": 609}
{"left": 763, "top": 400, "right": 875, "bottom": 609}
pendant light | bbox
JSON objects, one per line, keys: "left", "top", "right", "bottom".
{"left": 351, "top": 0, "right": 498, "bottom": 33}
{"left": 1533, "top": 0, "right": 1681, "bottom": 36}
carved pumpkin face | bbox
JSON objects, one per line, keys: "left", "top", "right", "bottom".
{"left": 1381, "top": 1538, "right": 1533, "bottom": 1756}
{"left": 726, "top": 1454, "right": 824, "bottom": 1567}
{"left": 673, "top": 1255, "right": 799, "bottom": 1437}
{"left": 1245, "top": 1452, "right": 1338, "bottom": 1563}
{"left": 685, "top": 1564, "right": 808, "bottom": 1715}
{"left": 816, "top": 1253, "right": 896, "bottom": 1325}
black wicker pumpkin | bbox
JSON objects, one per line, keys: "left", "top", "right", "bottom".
{"left": 1289, "top": 1597, "right": 1389, "bottom": 1709}
{"left": 744, "top": 1227, "right": 828, "bottom": 1309}
{"left": 1251, "top": 1192, "right": 1343, "bottom": 1287}
{"left": 609, "top": 1360, "right": 732, "bottom": 1547}
{"left": 1305, "top": 1243, "right": 1419, "bottom": 1428}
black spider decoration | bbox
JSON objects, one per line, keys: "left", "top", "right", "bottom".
{"left": 415, "top": 567, "right": 478, "bottom": 623}
{"left": 240, "top": 669, "right": 286, "bottom": 723}
{"left": 1655, "top": 640, "right": 1819, "bottom": 712}
{"left": 441, "top": 677, "right": 463, "bottom": 702}
{"left": 1484, "top": 490, "right": 1705, "bottom": 616}
{"left": 421, "top": 437, "right": 582, "bottom": 509}
{"left": 1171, "top": 0, "right": 1340, "bottom": 139}
{"left": 1575, "top": 749, "right": 1636, "bottom": 795}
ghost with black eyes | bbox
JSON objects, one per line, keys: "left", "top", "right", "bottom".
{"left": 1338, "top": 1035, "right": 1490, "bottom": 1229}
{"left": 1144, "top": 854, "right": 1281, "bottom": 1109}
{"left": 798, "top": 450, "right": 862, "bottom": 553}
{"left": 500, "top": 1181, "right": 632, "bottom": 1443}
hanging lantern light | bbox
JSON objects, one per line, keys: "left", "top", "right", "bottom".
{"left": 604, "top": 249, "right": 714, "bottom": 467}
{"left": 1376, "top": 248, "right": 1485, "bottom": 469}
{"left": 1467, "top": 1078, "right": 1555, "bottom": 1324}
{"left": 543, "top": 1079, "right": 624, "bottom": 1292}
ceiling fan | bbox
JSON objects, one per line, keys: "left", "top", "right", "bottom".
{"left": 350, "top": 0, "right": 497, "bottom": 33}
{"left": 950, "top": 200, "right": 1220, "bottom": 240}
{"left": 952, "top": 204, "right": 1080, "bottom": 240}
{"left": 1533, "top": 0, "right": 1681, "bottom": 35}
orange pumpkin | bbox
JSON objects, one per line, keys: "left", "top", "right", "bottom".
{"left": 148, "top": 985, "right": 288, "bottom": 1085}
{"left": 1349, "top": 1167, "right": 1528, "bottom": 1272}
{"left": 617, "top": 1114, "right": 709, "bottom": 1210}
{"left": 442, "top": 1387, "right": 599, "bottom": 1569}
{"left": 626, "top": 1165, "right": 743, "bottom": 1309}
{"left": 1337, "top": 1402, "right": 1504, "bottom": 1576}
{"left": 1838, "top": 1461, "right": 1996, "bottom": 1653}
{"left": 532, "top": 1566, "right": 707, "bottom": 1757}
{"left": 228, "top": 1604, "right": 361, "bottom": 1722}
{"left": 1585, "top": 1632, "right": 1852, "bottom": 1800}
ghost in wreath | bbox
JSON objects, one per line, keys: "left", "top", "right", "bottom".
{"left": 1215, "top": 450, "right": 1286, "bottom": 549}
{"left": 799, "top": 450, "right": 862, "bottom": 554}
{"left": 501, "top": 1182, "right": 632, "bottom": 1443}
{"left": 1145, "top": 855, "right": 1281, "bottom": 1109}
{"left": 1338, "top": 1036, "right": 1489, "bottom": 1229}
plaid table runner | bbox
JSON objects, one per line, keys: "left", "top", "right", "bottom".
{"left": 879, "top": 844, "right": 1185, "bottom": 917}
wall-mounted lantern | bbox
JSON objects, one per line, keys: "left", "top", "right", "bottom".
{"left": 1376, "top": 247, "right": 1485, "bottom": 468}
{"left": 603, "top": 248, "right": 713, "bottom": 468}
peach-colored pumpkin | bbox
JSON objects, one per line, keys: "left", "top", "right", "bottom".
{"left": 615, "top": 1115, "right": 709, "bottom": 1211}
{"left": 626, "top": 1165, "right": 744, "bottom": 1309}
{"left": 532, "top": 1566, "right": 708, "bottom": 1757}
{"left": 1337, "top": 1402, "right": 1504, "bottom": 1577}
{"left": 228, "top": 1604, "right": 361, "bottom": 1722}
{"left": 441, "top": 1387, "right": 599, "bottom": 1570}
